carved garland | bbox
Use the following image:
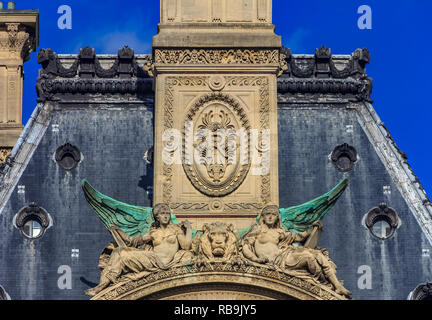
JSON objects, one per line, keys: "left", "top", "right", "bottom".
{"left": 162, "top": 77, "right": 207, "bottom": 204}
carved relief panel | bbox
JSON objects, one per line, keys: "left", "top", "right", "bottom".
{"left": 153, "top": 73, "right": 278, "bottom": 218}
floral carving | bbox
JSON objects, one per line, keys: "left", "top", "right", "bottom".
{"left": 155, "top": 49, "right": 279, "bottom": 65}
{"left": 182, "top": 92, "right": 251, "bottom": 197}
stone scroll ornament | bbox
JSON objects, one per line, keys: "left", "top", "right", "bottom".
{"left": 82, "top": 178, "right": 351, "bottom": 298}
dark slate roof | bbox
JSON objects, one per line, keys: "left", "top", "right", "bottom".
{"left": 278, "top": 46, "right": 372, "bottom": 104}
{"left": 0, "top": 46, "right": 431, "bottom": 300}
{"left": 35, "top": 46, "right": 153, "bottom": 104}
{"left": 5, "top": 45, "right": 432, "bottom": 244}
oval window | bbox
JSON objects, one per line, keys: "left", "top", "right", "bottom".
{"left": 14, "top": 203, "right": 52, "bottom": 240}
{"left": 365, "top": 203, "right": 399, "bottom": 240}
{"left": 55, "top": 143, "right": 81, "bottom": 171}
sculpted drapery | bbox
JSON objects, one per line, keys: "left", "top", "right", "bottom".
{"left": 241, "top": 205, "right": 351, "bottom": 297}
{"left": 82, "top": 179, "right": 351, "bottom": 298}
{"left": 85, "top": 203, "right": 193, "bottom": 297}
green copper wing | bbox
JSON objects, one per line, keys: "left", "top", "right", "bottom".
{"left": 279, "top": 178, "right": 349, "bottom": 234}
{"left": 82, "top": 179, "right": 155, "bottom": 237}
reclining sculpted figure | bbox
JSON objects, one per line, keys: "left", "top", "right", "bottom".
{"left": 82, "top": 181, "right": 193, "bottom": 297}
{"left": 241, "top": 179, "right": 351, "bottom": 297}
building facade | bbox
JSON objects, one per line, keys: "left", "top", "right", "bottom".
{"left": 0, "top": 0, "right": 431, "bottom": 300}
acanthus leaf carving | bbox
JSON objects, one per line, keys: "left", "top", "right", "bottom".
{"left": 155, "top": 49, "right": 279, "bottom": 65}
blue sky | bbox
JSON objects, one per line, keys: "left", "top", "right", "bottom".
{"left": 13, "top": 0, "right": 432, "bottom": 194}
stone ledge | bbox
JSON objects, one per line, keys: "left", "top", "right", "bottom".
{"left": 92, "top": 262, "right": 348, "bottom": 300}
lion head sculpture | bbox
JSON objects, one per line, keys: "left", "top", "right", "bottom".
{"left": 197, "top": 222, "right": 239, "bottom": 261}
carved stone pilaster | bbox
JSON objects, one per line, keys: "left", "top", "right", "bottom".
{"left": 0, "top": 10, "right": 39, "bottom": 147}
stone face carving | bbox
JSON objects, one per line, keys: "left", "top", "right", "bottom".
{"left": 195, "top": 222, "right": 240, "bottom": 263}
{"left": 85, "top": 203, "right": 193, "bottom": 297}
{"left": 241, "top": 205, "right": 351, "bottom": 297}
{"left": 37, "top": 48, "right": 79, "bottom": 78}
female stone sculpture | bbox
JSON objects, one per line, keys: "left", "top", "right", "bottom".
{"left": 241, "top": 205, "right": 351, "bottom": 297}
{"left": 85, "top": 203, "right": 193, "bottom": 297}
{"left": 82, "top": 178, "right": 351, "bottom": 297}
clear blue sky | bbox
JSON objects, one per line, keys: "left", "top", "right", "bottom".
{"left": 13, "top": 0, "right": 432, "bottom": 195}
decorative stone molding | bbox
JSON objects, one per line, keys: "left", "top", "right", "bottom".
{"left": 158, "top": 75, "right": 274, "bottom": 214}
{"left": 91, "top": 262, "right": 348, "bottom": 300}
{"left": 410, "top": 282, "right": 432, "bottom": 300}
{"left": 0, "top": 22, "right": 35, "bottom": 60}
{"left": 36, "top": 78, "right": 153, "bottom": 100}
{"left": 34, "top": 45, "right": 374, "bottom": 104}
{"left": 365, "top": 203, "right": 399, "bottom": 240}
{"left": 36, "top": 47, "right": 153, "bottom": 102}
{"left": 281, "top": 46, "right": 370, "bottom": 79}
{"left": 182, "top": 92, "right": 251, "bottom": 197}
{"left": 55, "top": 143, "right": 81, "bottom": 171}
{"left": 154, "top": 48, "right": 279, "bottom": 65}
{"left": 13, "top": 203, "right": 52, "bottom": 240}
{"left": 279, "top": 46, "right": 372, "bottom": 102}
{"left": 277, "top": 78, "right": 372, "bottom": 102}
